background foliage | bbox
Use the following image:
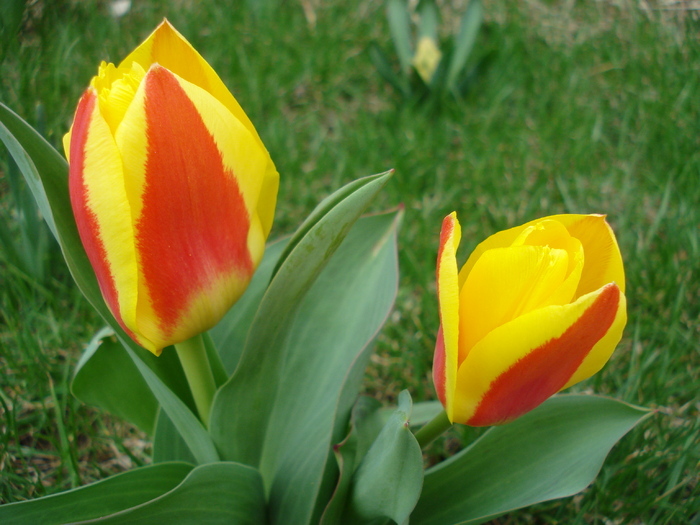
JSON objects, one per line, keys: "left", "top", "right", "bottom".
{"left": 0, "top": 0, "right": 698, "bottom": 523}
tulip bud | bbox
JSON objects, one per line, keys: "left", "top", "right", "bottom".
{"left": 433, "top": 213, "right": 627, "bottom": 426}
{"left": 64, "top": 20, "right": 279, "bottom": 355}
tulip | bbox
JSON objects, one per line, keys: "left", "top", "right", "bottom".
{"left": 433, "top": 213, "right": 626, "bottom": 426}
{"left": 63, "top": 20, "right": 278, "bottom": 356}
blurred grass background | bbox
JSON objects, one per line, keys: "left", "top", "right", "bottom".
{"left": 0, "top": 0, "right": 698, "bottom": 522}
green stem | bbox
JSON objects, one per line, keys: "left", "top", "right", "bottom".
{"left": 414, "top": 409, "right": 452, "bottom": 449}
{"left": 175, "top": 333, "right": 216, "bottom": 428}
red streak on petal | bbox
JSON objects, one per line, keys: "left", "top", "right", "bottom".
{"left": 467, "top": 284, "right": 620, "bottom": 426}
{"left": 139, "top": 66, "right": 252, "bottom": 335}
{"left": 69, "top": 91, "right": 136, "bottom": 340}
{"left": 433, "top": 325, "right": 447, "bottom": 407}
{"left": 436, "top": 214, "right": 455, "bottom": 285}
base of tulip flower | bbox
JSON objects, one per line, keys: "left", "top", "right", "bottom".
{"left": 414, "top": 409, "right": 452, "bottom": 449}
{"left": 175, "top": 334, "right": 217, "bottom": 428}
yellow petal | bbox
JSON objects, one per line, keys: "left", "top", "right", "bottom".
{"left": 551, "top": 214, "right": 625, "bottom": 296}
{"left": 69, "top": 89, "right": 142, "bottom": 349}
{"left": 459, "top": 242, "right": 582, "bottom": 360}
{"left": 436, "top": 212, "right": 462, "bottom": 421}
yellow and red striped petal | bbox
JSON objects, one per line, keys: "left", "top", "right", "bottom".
{"left": 453, "top": 283, "right": 625, "bottom": 426}
{"left": 109, "top": 64, "right": 265, "bottom": 352}
{"left": 433, "top": 212, "right": 462, "bottom": 421}
{"left": 121, "top": 20, "right": 279, "bottom": 238}
{"left": 67, "top": 88, "right": 142, "bottom": 347}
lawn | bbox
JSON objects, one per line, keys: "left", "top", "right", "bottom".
{"left": 1, "top": 0, "right": 698, "bottom": 523}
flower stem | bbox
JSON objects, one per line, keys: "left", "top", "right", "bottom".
{"left": 175, "top": 333, "right": 216, "bottom": 428}
{"left": 414, "top": 409, "right": 452, "bottom": 449}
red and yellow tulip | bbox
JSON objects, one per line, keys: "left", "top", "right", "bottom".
{"left": 433, "top": 213, "right": 626, "bottom": 426}
{"left": 64, "top": 20, "right": 278, "bottom": 355}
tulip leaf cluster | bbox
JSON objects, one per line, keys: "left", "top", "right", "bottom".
{"left": 370, "top": 0, "right": 485, "bottom": 103}
{"left": 0, "top": 20, "right": 652, "bottom": 525}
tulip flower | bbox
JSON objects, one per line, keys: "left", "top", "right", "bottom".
{"left": 63, "top": 20, "right": 278, "bottom": 356}
{"left": 433, "top": 213, "right": 626, "bottom": 426}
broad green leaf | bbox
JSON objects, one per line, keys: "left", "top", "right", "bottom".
{"left": 411, "top": 395, "right": 652, "bottom": 525}
{"left": 210, "top": 207, "right": 400, "bottom": 525}
{"left": 210, "top": 237, "right": 287, "bottom": 374}
{"left": 76, "top": 462, "right": 265, "bottom": 525}
{"left": 417, "top": 0, "right": 440, "bottom": 41}
{"left": 386, "top": 0, "right": 413, "bottom": 73}
{"left": 349, "top": 391, "right": 424, "bottom": 525}
{"left": 320, "top": 397, "right": 384, "bottom": 525}
{"left": 209, "top": 171, "right": 392, "bottom": 466}
{"left": 72, "top": 327, "right": 158, "bottom": 434}
{"left": 446, "top": 0, "right": 483, "bottom": 93}
{"left": 259, "top": 211, "right": 400, "bottom": 525}
{"left": 152, "top": 408, "right": 196, "bottom": 464}
{"left": 0, "top": 462, "right": 193, "bottom": 525}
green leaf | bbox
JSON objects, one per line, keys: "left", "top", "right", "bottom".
{"left": 71, "top": 327, "right": 159, "bottom": 434}
{"left": 349, "top": 391, "right": 424, "bottom": 525}
{"left": 445, "top": 0, "right": 482, "bottom": 93}
{"left": 209, "top": 171, "right": 392, "bottom": 466}
{"left": 270, "top": 171, "right": 392, "bottom": 280}
{"left": 152, "top": 409, "right": 197, "bottom": 464}
{"left": 417, "top": 0, "right": 440, "bottom": 41}
{"left": 75, "top": 462, "right": 266, "bottom": 525}
{"left": 211, "top": 205, "right": 399, "bottom": 525}
{"left": 320, "top": 397, "right": 384, "bottom": 525}
{"left": 209, "top": 237, "right": 287, "bottom": 374}
{"left": 0, "top": 462, "right": 193, "bottom": 525}
{"left": 201, "top": 332, "right": 228, "bottom": 388}
{"left": 259, "top": 211, "right": 401, "bottom": 525}
{"left": 411, "top": 394, "right": 653, "bottom": 525}
{"left": 386, "top": 0, "right": 413, "bottom": 73}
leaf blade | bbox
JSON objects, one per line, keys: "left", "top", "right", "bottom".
{"left": 411, "top": 394, "right": 652, "bottom": 525}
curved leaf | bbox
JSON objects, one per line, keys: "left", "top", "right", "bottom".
{"left": 209, "top": 171, "right": 392, "bottom": 467}
{"left": 75, "top": 462, "right": 265, "bottom": 525}
{"left": 348, "top": 391, "right": 424, "bottom": 525}
{"left": 411, "top": 394, "right": 652, "bottom": 525}
{"left": 0, "top": 462, "right": 193, "bottom": 525}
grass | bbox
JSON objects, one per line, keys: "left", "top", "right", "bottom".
{"left": 1, "top": 0, "right": 698, "bottom": 522}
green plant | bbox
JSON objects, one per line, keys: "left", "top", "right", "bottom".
{"left": 370, "top": 0, "right": 484, "bottom": 103}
